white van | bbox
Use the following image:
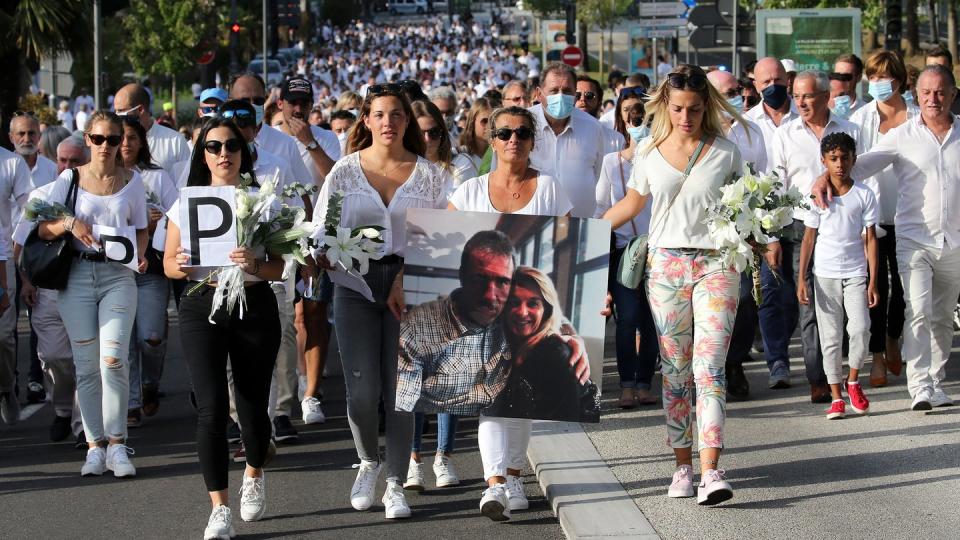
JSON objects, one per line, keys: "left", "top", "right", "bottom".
{"left": 388, "top": 0, "right": 428, "bottom": 15}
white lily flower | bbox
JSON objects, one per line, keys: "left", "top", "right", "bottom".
{"left": 360, "top": 227, "right": 381, "bottom": 239}
{"left": 324, "top": 227, "right": 362, "bottom": 270}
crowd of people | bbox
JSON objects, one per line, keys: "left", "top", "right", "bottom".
{"left": 1, "top": 15, "right": 958, "bottom": 539}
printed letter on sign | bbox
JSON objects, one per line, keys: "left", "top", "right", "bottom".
{"left": 179, "top": 186, "right": 237, "bottom": 267}
{"left": 94, "top": 225, "right": 139, "bottom": 272}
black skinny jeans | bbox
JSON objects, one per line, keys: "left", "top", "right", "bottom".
{"left": 179, "top": 281, "right": 280, "bottom": 492}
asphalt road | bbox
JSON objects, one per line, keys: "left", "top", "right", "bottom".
{"left": 0, "top": 310, "right": 563, "bottom": 540}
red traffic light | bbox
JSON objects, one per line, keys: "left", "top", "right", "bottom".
{"left": 230, "top": 23, "right": 241, "bottom": 33}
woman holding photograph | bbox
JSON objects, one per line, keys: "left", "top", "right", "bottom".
{"left": 448, "top": 106, "right": 573, "bottom": 522}
{"left": 163, "top": 117, "right": 284, "bottom": 539}
{"left": 604, "top": 64, "right": 769, "bottom": 505}
{"left": 313, "top": 84, "right": 447, "bottom": 520}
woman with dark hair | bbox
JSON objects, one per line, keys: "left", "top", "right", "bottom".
{"left": 119, "top": 116, "right": 178, "bottom": 426}
{"left": 38, "top": 110, "right": 149, "bottom": 479}
{"left": 163, "top": 117, "right": 284, "bottom": 539}
{"left": 315, "top": 85, "right": 446, "bottom": 519}
{"left": 605, "top": 64, "right": 763, "bottom": 505}
{"left": 452, "top": 97, "right": 494, "bottom": 187}
{"left": 595, "top": 91, "right": 660, "bottom": 409}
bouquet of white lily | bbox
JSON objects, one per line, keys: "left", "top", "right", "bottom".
{"left": 23, "top": 198, "right": 73, "bottom": 222}
{"left": 281, "top": 182, "right": 319, "bottom": 200}
{"left": 703, "top": 164, "right": 809, "bottom": 304}
{"left": 190, "top": 175, "right": 315, "bottom": 321}
{"left": 310, "top": 190, "right": 384, "bottom": 276}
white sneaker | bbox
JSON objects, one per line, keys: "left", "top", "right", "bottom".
{"left": 930, "top": 387, "right": 955, "bottom": 407}
{"left": 105, "top": 444, "right": 136, "bottom": 477}
{"left": 204, "top": 505, "right": 236, "bottom": 539}
{"left": 301, "top": 397, "right": 327, "bottom": 424}
{"left": 697, "top": 469, "right": 733, "bottom": 506}
{"left": 350, "top": 460, "right": 382, "bottom": 510}
{"left": 433, "top": 454, "right": 460, "bottom": 487}
{"left": 81, "top": 446, "right": 107, "bottom": 476}
{"left": 667, "top": 464, "right": 695, "bottom": 498}
{"left": 403, "top": 459, "right": 425, "bottom": 491}
{"left": 911, "top": 388, "right": 934, "bottom": 411}
{"left": 239, "top": 473, "right": 267, "bottom": 521}
{"left": 383, "top": 481, "right": 412, "bottom": 519}
{"left": 479, "top": 484, "right": 511, "bottom": 522}
{"left": 505, "top": 475, "right": 529, "bottom": 511}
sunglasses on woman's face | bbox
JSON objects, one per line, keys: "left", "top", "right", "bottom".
{"left": 493, "top": 126, "right": 534, "bottom": 141}
{"left": 87, "top": 134, "right": 123, "bottom": 147}
{"left": 203, "top": 138, "right": 243, "bottom": 155}
{"left": 423, "top": 126, "right": 444, "bottom": 140}
{"left": 666, "top": 73, "right": 707, "bottom": 91}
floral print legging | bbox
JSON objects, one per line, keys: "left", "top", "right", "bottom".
{"left": 645, "top": 248, "right": 740, "bottom": 450}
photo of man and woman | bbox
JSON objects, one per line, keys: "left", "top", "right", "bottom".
{"left": 396, "top": 209, "right": 610, "bottom": 423}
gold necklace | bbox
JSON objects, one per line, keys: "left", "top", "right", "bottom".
{"left": 380, "top": 160, "right": 408, "bottom": 177}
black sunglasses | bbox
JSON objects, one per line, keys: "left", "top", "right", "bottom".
{"left": 493, "top": 126, "right": 534, "bottom": 141}
{"left": 666, "top": 72, "right": 708, "bottom": 91}
{"left": 13, "top": 110, "right": 35, "bottom": 117}
{"left": 367, "top": 83, "right": 404, "bottom": 95}
{"left": 203, "top": 138, "right": 243, "bottom": 155}
{"left": 87, "top": 133, "right": 123, "bottom": 146}
{"left": 423, "top": 126, "right": 445, "bottom": 140}
{"left": 619, "top": 86, "right": 647, "bottom": 100}
{"left": 236, "top": 96, "right": 266, "bottom": 106}
{"left": 576, "top": 91, "right": 598, "bottom": 102}
{"left": 219, "top": 109, "right": 256, "bottom": 128}
{"left": 829, "top": 72, "right": 854, "bottom": 82}
{"left": 200, "top": 105, "right": 219, "bottom": 115}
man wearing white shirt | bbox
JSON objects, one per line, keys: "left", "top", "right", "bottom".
{"left": 814, "top": 65, "right": 960, "bottom": 410}
{"left": 709, "top": 70, "right": 768, "bottom": 172}
{"left": 575, "top": 75, "right": 623, "bottom": 154}
{"left": 527, "top": 62, "right": 606, "bottom": 219}
{"left": 0, "top": 146, "right": 29, "bottom": 424}
{"left": 772, "top": 70, "right": 863, "bottom": 402}
{"left": 113, "top": 83, "right": 191, "bottom": 176}
{"left": 73, "top": 89, "right": 95, "bottom": 116}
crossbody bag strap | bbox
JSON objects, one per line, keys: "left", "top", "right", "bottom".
{"left": 617, "top": 153, "right": 639, "bottom": 237}
{"left": 67, "top": 168, "right": 80, "bottom": 213}
{"left": 648, "top": 136, "right": 707, "bottom": 245}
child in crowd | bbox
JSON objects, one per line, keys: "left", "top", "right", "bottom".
{"left": 797, "top": 132, "right": 879, "bottom": 420}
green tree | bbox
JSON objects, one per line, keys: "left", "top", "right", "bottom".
{"left": 123, "top": 0, "right": 218, "bottom": 113}
{"left": 525, "top": 0, "right": 563, "bottom": 18}
{"left": 578, "top": 0, "right": 633, "bottom": 75}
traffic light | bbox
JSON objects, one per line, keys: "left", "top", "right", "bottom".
{"left": 230, "top": 22, "right": 241, "bottom": 34}
{"left": 884, "top": 1, "right": 902, "bottom": 52}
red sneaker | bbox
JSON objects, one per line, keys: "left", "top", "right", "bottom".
{"left": 826, "top": 400, "right": 846, "bottom": 420}
{"left": 846, "top": 382, "right": 870, "bottom": 414}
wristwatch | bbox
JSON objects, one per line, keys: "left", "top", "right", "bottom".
{"left": 306, "top": 140, "right": 319, "bottom": 150}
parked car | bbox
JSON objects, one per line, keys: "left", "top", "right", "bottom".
{"left": 388, "top": 0, "right": 428, "bottom": 15}
{"left": 247, "top": 59, "right": 284, "bottom": 86}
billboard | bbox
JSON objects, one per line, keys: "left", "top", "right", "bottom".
{"left": 756, "top": 8, "right": 862, "bottom": 72}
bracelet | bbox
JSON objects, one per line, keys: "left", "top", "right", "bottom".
{"left": 63, "top": 217, "right": 75, "bottom": 232}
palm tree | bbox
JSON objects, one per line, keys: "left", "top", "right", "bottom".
{"left": 0, "top": 0, "right": 89, "bottom": 147}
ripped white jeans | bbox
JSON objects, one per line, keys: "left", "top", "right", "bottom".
{"left": 58, "top": 259, "right": 137, "bottom": 443}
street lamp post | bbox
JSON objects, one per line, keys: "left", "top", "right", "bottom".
{"left": 93, "top": 0, "right": 102, "bottom": 110}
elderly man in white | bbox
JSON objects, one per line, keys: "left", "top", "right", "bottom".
{"left": 813, "top": 64, "right": 960, "bottom": 411}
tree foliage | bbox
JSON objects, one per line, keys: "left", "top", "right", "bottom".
{"left": 525, "top": 0, "right": 563, "bottom": 18}
{"left": 122, "top": 0, "right": 218, "bottom": 78}
{"left": 0, "top": 0, "right": 89, "bottom": 62}
{"left": 578, "top": 0, "right": 633, "bottom": 30}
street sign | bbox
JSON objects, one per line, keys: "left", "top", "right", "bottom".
{"left": 633, "top": 26, "right": 690, "bottom": 39}
{"left": 636, "top": 17, "right": 688, "bottom": 28}
{"left": 638, "top": 2, "right": 689, "bottom": 17}
{"left": 561, "top": 45, "right": 583, "bottom": 67}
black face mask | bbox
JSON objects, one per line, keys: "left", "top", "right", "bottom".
{"left": 761, "top": 84, "right": 789, "bottom": 110}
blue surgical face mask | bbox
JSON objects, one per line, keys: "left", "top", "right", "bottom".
{"left": 903, "top": 91, "right": 915, "bottom": 105}
{"left": 545, "top": 93, "right": 575, "bottom": 120}
{"left": 726, "top": 95, "right": 744, "bottom": 115}
{"left": 252, "top": 103, "right": 265, "bottom": 126}
{"left": 832, "top": 95, "right": 851, "bottom": 118}
{"left": 868, "top": 79, "right": 895, "bottom": 102}
{"left": 626, "top": 125, "right": 649, "bottom": 143}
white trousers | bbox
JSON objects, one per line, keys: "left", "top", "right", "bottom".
{"left": 896, "top": 237, "right": 960, "bottom": 397}
{"left": 478, "top": 416, "right": 532, "bottom": 480}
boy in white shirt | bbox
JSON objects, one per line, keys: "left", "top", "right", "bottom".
{"left": 797, "top": 133, "right": 879, "bottom": 419}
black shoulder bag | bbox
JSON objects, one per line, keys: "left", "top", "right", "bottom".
{"left": 19, "top": 168, "right": 81, "bottom": 290}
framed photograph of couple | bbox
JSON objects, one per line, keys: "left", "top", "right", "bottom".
{"left": 396, "top": 209, "right": 611, "bottom": 423}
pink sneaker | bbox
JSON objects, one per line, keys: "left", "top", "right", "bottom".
{"left": 667, "top": 465, "right": 694, "bottom": 498}
{"left": 845, "top": 381, "right": 870, "bottom": 414}
{"left": 697, "top": 469, "right": 733, "bottom": 505}
{"left": 826, "top": 399, "right": 846, "bottom": 420}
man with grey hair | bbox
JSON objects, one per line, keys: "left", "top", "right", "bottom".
{"left": 55, "top": 134, "right": 89, "bottom": 175}
{"left": 812, "top": 64, "right": 960, "bottom": 410}
{"left": 429, "top": 86, "right": 459, "bottom": 140}
{"left": 771, "top": 69, "right": 863, "bottom": 402}
{"left": 10, "top": 113, "right": 57, "bottom": 190}
{"left": 501, "top": 80, "right": 530, "bottom": 108}
{"left": 528, "top": 62, "right": 606, "bottom": 218}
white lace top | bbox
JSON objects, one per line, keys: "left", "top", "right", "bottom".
{"left": 313, "top": 152, "right": 448, "bottom": 257}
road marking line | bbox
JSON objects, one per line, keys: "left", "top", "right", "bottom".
{"left": 19, "top": 403, "right": 46, "bottom": 421}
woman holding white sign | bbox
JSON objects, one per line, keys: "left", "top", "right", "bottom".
{"left": 38, "top": 110, "right": 149, "bottom": 479}
{"left": 163, "top": 117, "right": 285, "bottom": 540}
{"left": 312, "top": 85, "right": 446, "bottom": 520}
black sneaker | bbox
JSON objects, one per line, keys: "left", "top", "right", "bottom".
{"left": 142, "top": 385, "right": 160, "bottom": 417}
{"left": 74, "top": 431, "right": 87, "bottom": 450}
{"left": 727, "top": 364, "right": 751, "bottom": 402}
{"left": 50, "top": 415, "right": 72, "bottom": 442}
{"left": 226, "top": 419, "right": 242, "bottom": 444}
{"left": 273, "top": 415, "right": 299, "bottom": 443}
{"left": 26, "top": 381, "right": 46, "bottom": 404}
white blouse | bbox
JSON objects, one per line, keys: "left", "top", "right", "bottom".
{"left": 313, "top": 152, "right": 448, "bottom": 257}
{"left": 629, "top": 136, "right": 741, "bottom": 250}
{"left": 449, "top": 172, "right": 572, "bottom": 216}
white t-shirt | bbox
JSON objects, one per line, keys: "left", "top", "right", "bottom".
{"left": 139, "top": 167, "right": 179, "bottom": 212}
{"left": 806, "top": 182, "right": 879, "bottom": 279}
{"left": 451, "top": 152, "right": 480, "bottom": 190}
{"left": 295, "top": 125, "right": 342, "bottom": 186}
{"left": 147, "top": 121, "right": 191, "bottom": 176}
{"left": 629, "top": 137, "right": 742, "bottom": 250}
{"left": 449, "top": 173, "right": 572, "bottom": 216}
{"left": 255, "top": 124, "right": 314, "bottom": 192}
{"left": 46, "top": 169, "right": 149, "bottom": 252}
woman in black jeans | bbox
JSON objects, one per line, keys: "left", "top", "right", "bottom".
{"left": 163, "top": 117, "right": 282, "bottom": 540}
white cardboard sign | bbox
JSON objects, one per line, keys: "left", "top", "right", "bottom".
{"left": 93, "top": 224, "right": 139, "bottom": 272}
{"left": 178, "top": 186, "right": 237, "bottom": 267}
